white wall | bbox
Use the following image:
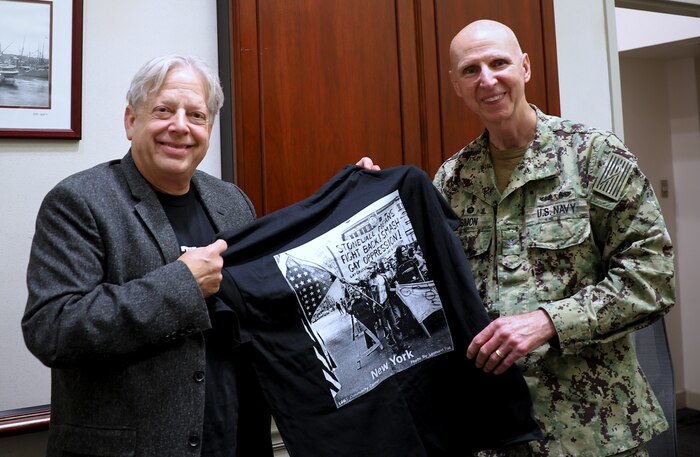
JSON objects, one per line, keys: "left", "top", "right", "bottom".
{"left": 553, "top": 0, "right": 619, "bottom": 132}
{"left": 616, "top": 4, "right": 700, "bottom": 410}
{"left": 618, "top": 54, "right": 684, "bottom": 397}
{"left": 667, "top": 57, "right": 700, "bottom": 408}
{"left": 0, "top": 0, "right": 221, "bottom": 415}
{"left": 616, "top": 7, "right": 700, "bottom": 51}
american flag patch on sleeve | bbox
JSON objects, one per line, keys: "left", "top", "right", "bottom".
{"left": 593, "top": 153, "right": 633, "bottom": 200}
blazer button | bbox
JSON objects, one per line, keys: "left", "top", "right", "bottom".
{"left": 193, "top": 371, "right": 205, "bottom": 382}
{"left": 188, "top": 435, "right": 200, "bottom": 447}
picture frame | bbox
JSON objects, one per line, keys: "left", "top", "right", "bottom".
{"left": 0, "top": 0, "right": 83, "bottom": 139}
{"left": 0, "top": 405, "right": 50, "bottom": 436}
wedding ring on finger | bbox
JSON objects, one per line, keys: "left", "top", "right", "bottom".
{"left": 495, "top": 349, "right": 505, "bottom": 359}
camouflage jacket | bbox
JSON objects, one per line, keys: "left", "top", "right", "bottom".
{"left": 434, "top": 106, "right": 675, "bottom": 456}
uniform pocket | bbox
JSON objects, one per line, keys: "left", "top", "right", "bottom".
{"left": 526, "top": 199, "right": 596, "bottom": 302}
{"left": 528, "top": 214, "right": 590, "bottom": 250}
{"left": 57, "top": 423, "right": 136, "bottom": 457}
{"left": 456, "top": 225, "right": 492, "bottom": 258}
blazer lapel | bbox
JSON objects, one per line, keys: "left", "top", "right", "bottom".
{"left": 192, "top": 172, "right": 229, "bottom": 232}
{"left": 121, "top": 152, "right": 182, "bottom": 263}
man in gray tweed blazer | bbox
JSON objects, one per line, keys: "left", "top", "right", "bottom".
{"left": 23, "top": 56, "right": 271, "bottom": 457}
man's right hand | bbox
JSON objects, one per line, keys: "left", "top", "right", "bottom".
{"left": 178, "top": 239, "right": 228, "bottom": 298}
{"left": 356, "top": 157, "right": 381, "bottom": 171}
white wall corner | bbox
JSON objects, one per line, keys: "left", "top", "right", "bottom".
{"left": 605, "top": 0, "right": 626, "bottom": 138}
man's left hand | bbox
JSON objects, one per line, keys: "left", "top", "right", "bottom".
{"left": 467, "top": 309, "right": 556, "bottom": 375}
{"left": 356, "top": 157, "right": 381, "bottom": 170}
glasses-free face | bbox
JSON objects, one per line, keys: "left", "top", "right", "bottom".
{"left": 449, "top": 26, "right": 531, "bottom": 127}
{"left": 125, "top": 67, "right": 213, "bottom": 195}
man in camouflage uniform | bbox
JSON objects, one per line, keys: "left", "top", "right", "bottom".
{"left": 358, "top": 19, "right": 675, "bottom": 457}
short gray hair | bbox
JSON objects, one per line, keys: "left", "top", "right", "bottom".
{"left": 126, "top": 55, "right": 224, "bottom": 120}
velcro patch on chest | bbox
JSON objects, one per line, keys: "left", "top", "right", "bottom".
{"left": 593, "top": 153, "right": 633, "bottom": 201}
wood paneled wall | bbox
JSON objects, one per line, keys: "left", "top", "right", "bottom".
{"left": 218, "top": 0, "right": 559, "bottom": 215}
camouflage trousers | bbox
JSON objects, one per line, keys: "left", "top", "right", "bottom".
{"left": 474, "top": 443, "right": 649, "bottom": 457}
{"left": 614, "top": 445, "right": 649, "bottom": 457}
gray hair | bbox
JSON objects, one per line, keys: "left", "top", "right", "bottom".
{"left": 126, "top": 55, "right": 224, "bottom": 120}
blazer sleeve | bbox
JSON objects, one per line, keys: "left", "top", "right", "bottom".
{"left": 22, "top": 178, "right": 211, "bottom": 368}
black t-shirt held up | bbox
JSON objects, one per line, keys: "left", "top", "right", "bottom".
{"left": 217, "top": 165, "right": 543, "bottom": 456}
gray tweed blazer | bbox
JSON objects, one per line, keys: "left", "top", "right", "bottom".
{"left": 22, "top": 152, "right": 256, "bottom": 456}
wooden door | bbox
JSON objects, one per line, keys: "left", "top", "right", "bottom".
{"left": 219, "top": 0, "right": 559, "bottom": 215}
{"left": 432, "top": 0, "right": 560, "bottom": 161}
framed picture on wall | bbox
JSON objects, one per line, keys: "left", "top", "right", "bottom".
{"left": 0, "top": 0, "right": 82, "bottom": 139}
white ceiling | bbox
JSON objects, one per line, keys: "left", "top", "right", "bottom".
{"left": 616, "top": 7, "right": 700, "bottom": 59}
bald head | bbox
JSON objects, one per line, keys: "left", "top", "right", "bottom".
{"left": 449, "top": 20, "right": 523, "bottom": 71}
{"left": 447, "top": 19, "right": 534, "bottom": 140}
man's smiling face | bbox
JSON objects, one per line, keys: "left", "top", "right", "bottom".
{"left": 125, "top": 66, "right": 213, "bottom": 195}
{"left": 448, "top": 21, "right": 531, "bottom": 127}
